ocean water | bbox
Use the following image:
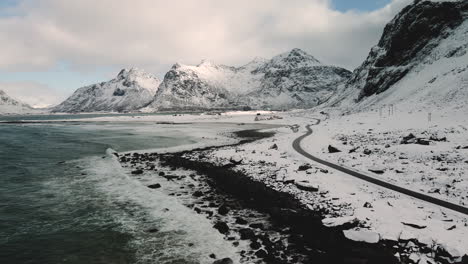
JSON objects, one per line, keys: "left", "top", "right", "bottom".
{"left": 0, "top": 117, "right": 242, "bottom": 264}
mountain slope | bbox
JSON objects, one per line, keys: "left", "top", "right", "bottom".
{"left": 53, "top": 68, "right": 161, "bottom": 113}
{"left": 149, "top": 49, "right": 351, "bottom": 111}
{"left": 328, "top": 0, "right": 468, "bottom": 111}
{"left": 0, "top": 90, "right": 33, "bottom": 114}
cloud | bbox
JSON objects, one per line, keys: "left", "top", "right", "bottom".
{"left": 0, "top": 0, "right": 413, "bottom": 74}
{"left": 0, "top": 81, "right": 68, "bottom": 108}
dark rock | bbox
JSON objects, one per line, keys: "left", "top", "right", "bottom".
{"left": 283, "top": 179, "right": 295, "bottom": 184}
{"left": 239, "top": 228, "right": 255, "bottom": 240}
{"left": 212, "top": 258, "right": 233, "bottom": 264}
{"left": 255, "top": 249, "right": 268, "bottom": 258}
{"left": 147, "top": 183, "right": 161, "bottom": 189}
{"left": 320, "top": 168, "right": 329, "bottom": 173}
{"left": 269, "top": 144, "right": 278, "bottom": 150}
{"left": 349, "top": 146, "right": 359, "bottom": 153}
{"left": 363, "top": 202, "right": 373, "bottom": 208}
{"left": 229, "top": 157, "right": 242, "bottom": 165}
{"left": 368, "top": 168, "right": 385, "bottom": 174}
{"left": 298, "top": 164, "right": 312, "bottom": 171}
{"left": 402, "top": 222, "right": 426, "bottom": 229}
{"left": 430, "top": 135, "right": 447, "bottom": 142}
{"left": 218, "top": 204, "right": 230, "bottom": 215}
{"left": 295, "top": 182, "right": 319, "bottom": 192}
{"left": 401, "top": 133, "right": 416, "bottom": 144}
{"left": 163, "top": 175, "right": 181, "bottom": 181}
{"left": 235, "top": 217, "right": 248, "bottom": 225}
{"left": 363, "top": 149, "right": 372, "bottom": 155}
{"left": 147, "top": 228, "right": 159, "bottom": 233}
{"left": 416, "top": 138, "right": 430, "bottom": 146}
{"left": 158, "top": 171, "right": 165, "bottom": 176}
{"left": 131, "top": 169, "right": 144, "bottom": 175}
{"left": 328, "top": 145, "right": 341, "bottom": 153}
{"left": 250, "top": 241, "right": 261, "bottom": 250}
{"left": 209, "top": 253, "right": 216, "bottom": 259}
{"left": 213, "top": 222, "right": 230, "bottom": 235}
{"left": 193, "top": 191, "right": 204, "bottom": 197}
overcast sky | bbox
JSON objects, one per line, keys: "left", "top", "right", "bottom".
{"left": 0, "top": 0, "right": 412, "bottom": 107}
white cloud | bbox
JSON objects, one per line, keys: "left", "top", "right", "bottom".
{"left": 0, "top": 0, "right": 412, "bottom": 73}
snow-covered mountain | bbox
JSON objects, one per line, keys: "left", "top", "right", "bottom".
{"left": 0, "top": 89, "right": 33, "bottom": 114}
{"left": 148, "top": 48, "right": 351, "bottom": 111}
{"left": 328, "top": 0, "right": 468, "bottom": 111}
{"left": 53, "top": 68, "right": 161, "bottom": 113}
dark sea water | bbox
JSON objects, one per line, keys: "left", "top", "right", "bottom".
{"left": 0, "top": 116, "right": 241, "bottom": 264}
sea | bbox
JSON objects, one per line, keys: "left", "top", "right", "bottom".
{"left": 0, "top": 114, "right": 244, "bottom": 264}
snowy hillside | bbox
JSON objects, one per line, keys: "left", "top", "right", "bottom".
{"left": 53, "top": 68, "right": 161, "bottom": 113}
{"left": 328, "top": 0, "right": 468, "bottom": 112}
{"left": 148, "top": 49, "right": 351, "bottom": 111}
{"left": 0, "top": 89, "right": 34, "bottom": 114}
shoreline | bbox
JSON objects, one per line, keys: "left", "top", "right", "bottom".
{"left": 117, "top": 127, "right": 401, "bottom": 263}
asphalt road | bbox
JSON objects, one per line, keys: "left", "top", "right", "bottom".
{"left": 292, "top": 119, "right": 468, "bottom": 216}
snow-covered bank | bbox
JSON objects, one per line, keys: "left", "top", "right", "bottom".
{"left": 66, "top": 109, "right": 468, "bottom": 263}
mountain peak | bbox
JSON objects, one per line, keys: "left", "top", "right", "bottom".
{"left": 117, "top": 67, "right": 151, "bottom": 78}
{"left": 281, "top": 48, "right": 321, "bottom": 63}
{"left": 197, "top": 59, "right": 216, "bottom": 67}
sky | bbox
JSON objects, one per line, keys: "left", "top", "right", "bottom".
{"left": 0, "top": 0, "right": 411, "bottom": 108}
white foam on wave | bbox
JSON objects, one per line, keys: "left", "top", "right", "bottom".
{"left": 74, "top": 150, "right": 240, "bottom": 264}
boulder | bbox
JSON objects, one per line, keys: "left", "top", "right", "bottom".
{"left": 322, "top": 216, "right": 360, "bottom": 228}
{"left": 402, "top": 221, "right": 427, "bottom": 229}
{"left": 213, "top": 258, "right": 234, "bottom": 264}
{"left": 401, "top": 133, "right": 416, "bottom": 144}
{"left": 416, "top": 138, "right": 431, "bottom": 146}
{"left": 147, "top": 183, "right": 162, "bottom": 189}
{"left": 298, "top": 164, "right": 312, "bottom": 171}
{"left": 368, "top": 167, "right": 385, "bottom": 174}
{"left": 239, "top": 228, "right": 255, "bottom": 240}
{"left": 235, "top": 217, "right": 248, "bottom": 225}
{"left": 328, "top": 145, "right": 341, "bottom": 153}
{"left": 213, "top": 222, "right": 230, "bottom": 235}
{"left": 218, "top": 204, "right": 230, "bottom": 215}
{"left": 295, "top": 181, "right": 319, "bottom": 192}
{"left": 131, "top": 169, "right": 144, "bottom": 175}
{"left": 343, "top": 230, "right": 380, "bottom": 244}
{"left": 250, "top": 241, "right": 261, "bottom": 250}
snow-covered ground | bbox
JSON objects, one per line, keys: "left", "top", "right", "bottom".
{"left": 59, "top": 109, "right": 468, "bottom": 262}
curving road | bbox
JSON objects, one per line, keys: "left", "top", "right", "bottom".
{"left": 292, "top": 119, "right": 468, "bottom": 216}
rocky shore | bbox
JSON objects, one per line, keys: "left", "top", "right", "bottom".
{"left": 117, "top": 128, "right": 467, "bottom": 264}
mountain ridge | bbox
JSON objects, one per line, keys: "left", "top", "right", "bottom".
{"left": 0, "top": 89, "right": 33, "bottom": 114}
{"left": 52, "top": 68, "right": 162, "bottom": 113}
{"left": 148, "top": 48, "right": 351, "bottom": 111}
{"left": 326, "top": 0, "right": 468, "bottom": 112}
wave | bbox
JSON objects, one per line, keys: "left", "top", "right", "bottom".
{"left": 72, "top": 149, "right": 240, "bottom": 264}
